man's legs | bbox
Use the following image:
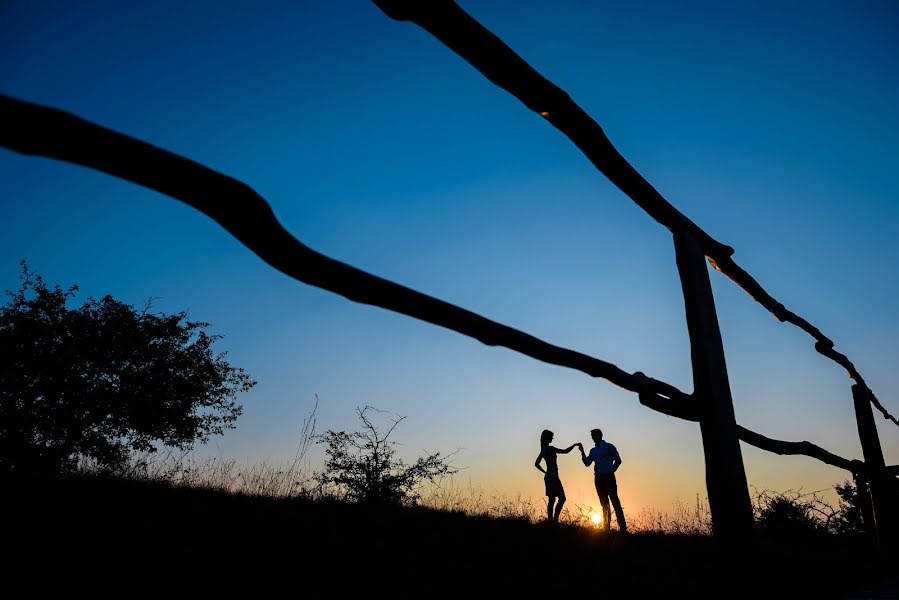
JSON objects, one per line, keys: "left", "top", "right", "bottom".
{"left": 610, "top": 491, "right": 627, "bottom": 532}
{"left": 602, "top": 473, "right": 627, "bottom": 532}
{"left": 599, "top": 497, "right": 611, "bottom": 531}
{"left": 595, "top": 474, "right": 611, "bottom": 531}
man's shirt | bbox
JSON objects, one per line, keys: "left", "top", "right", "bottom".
{"left": 582, "top": 440, "right": 621, "bottom": 474}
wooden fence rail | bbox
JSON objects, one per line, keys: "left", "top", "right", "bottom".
{"left": 371, "top": 0, "right": 898, "bottom": 428}
{"left": 372, "top": 0, "right": 897, "bottom": 548}
{"left": 0, "top": 94, "right": 871, "bottom": 481}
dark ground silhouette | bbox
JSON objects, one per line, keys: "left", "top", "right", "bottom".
{"left": 5, "top": 473, "right": 891, "bottom": 596}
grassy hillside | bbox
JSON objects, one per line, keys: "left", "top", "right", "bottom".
{"left": 6, "top": 474, "right": 890, "bottom": 596}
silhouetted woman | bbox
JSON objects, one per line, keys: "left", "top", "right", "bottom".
{"left": 534, "top": 430, "right": 579, "bottom": 523}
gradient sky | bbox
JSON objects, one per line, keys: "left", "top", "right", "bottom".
{"left": 2, "top": 0, "right": 898, "bottom": 516}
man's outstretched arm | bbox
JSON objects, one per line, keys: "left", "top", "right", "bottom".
{"left": 580, "top": 445, "right": 593, "bottom": 467}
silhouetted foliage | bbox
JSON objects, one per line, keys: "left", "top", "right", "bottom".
{"left": 750, "top": 481, "right": 883, "bottom": 539}
{"left": 314, "top": 406, "right": 457, "bottom": 505}
{"left": 754, "top": 491, "right": 826, "bottom": 537}
{"left": 831, "top": 479, "right": 869, "bottom": 536}
{"left": 0, "top": 262, "right": 255, "bottom": 475}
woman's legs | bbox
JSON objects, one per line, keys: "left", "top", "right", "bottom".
{"left": 547, "top": 496, "right": 556, "bottom": 521}
{"left": 553, "top": 496, "right": 565, "bottom": 523}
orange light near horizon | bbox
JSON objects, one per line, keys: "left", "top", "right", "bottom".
{"left": 539, "top": 111, "right": 550, "bottom": 117}
{"left": 591, "top": 513, "right": 601, "bottom": 525}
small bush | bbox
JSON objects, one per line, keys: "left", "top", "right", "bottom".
{"left": 753, "top": 488, "right": 834, "bottom": 537}
{"left": 314, "top": 406, "right": 458, "bottom": 505}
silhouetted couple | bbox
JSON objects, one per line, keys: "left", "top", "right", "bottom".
{"left": 535, "top": 428, "right": 627, "bottom": 532}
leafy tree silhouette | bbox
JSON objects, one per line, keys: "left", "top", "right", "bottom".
{"left": 0, "top": 262, "right": 255, "bottom": 476}
{"left": 832, "top": 479, "right": 869, "bottom": 536}
{"left": 314, "top": 406, "right": 457, "bottom": 505}
{"left": 750, "top": 481, "right": 883, "bottom": 538}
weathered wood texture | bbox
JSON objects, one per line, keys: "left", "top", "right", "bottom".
{"left": 371, "top": 0, "right": 898, "bottom": 428}
{"left": 854, "top": 471, "right": 878, "bottom": 544}
{"left": 0, "top": 95, "right": 859, "bottom": 478}
{"left": 853, "top": 384, "right": 898, "bottom": 549}
{"left": 674, "top": 230, "right": 753, "bottom": 539}
{"left": 737, "top": 427, "right": 861, "bottom": 473}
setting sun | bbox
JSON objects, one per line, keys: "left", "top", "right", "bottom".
{"left": 591, "top": 513, "right": 602, "bottom": 525}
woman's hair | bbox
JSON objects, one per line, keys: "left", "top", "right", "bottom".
{"left": 540, "top": 429, "right": 553, "bottom": 448}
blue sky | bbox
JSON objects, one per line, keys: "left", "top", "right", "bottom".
{"left": 2, "top": 0, "right": 897, "bottom": 513}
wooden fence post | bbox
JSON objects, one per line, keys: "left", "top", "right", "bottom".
{"left": 852, "top": 384, "right": 898, "bottom": 551}
{"left": 852, "top": 471, "right": 877, "bottom": 543}
{"left": 674, "top": 229, "right": 754, "bottom": 542}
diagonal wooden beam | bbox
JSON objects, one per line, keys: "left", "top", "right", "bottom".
{"left": 372, "top": 0, "right": 898, "bottom": 428}
{"left": 639, "top": 393, "right": 861, "bottom": 473}
{"left": 736, "top": 427, "right": 863, "bottom": 474}
{"left": 0, "top": 94, "right": 680, "bottom": 402}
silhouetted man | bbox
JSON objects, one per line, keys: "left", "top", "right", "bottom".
{"left": 580, "top": 428, "right": 627, "bottom": 532}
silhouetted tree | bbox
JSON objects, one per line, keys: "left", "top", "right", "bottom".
{"left": 314, "top": 406, "right": 457, "bottom": 505}
{"left": 831, "top": 479, "right": 868, "bottom": 536}
{"left": 0, "top": 262, "right": 255, "bottom": 475}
